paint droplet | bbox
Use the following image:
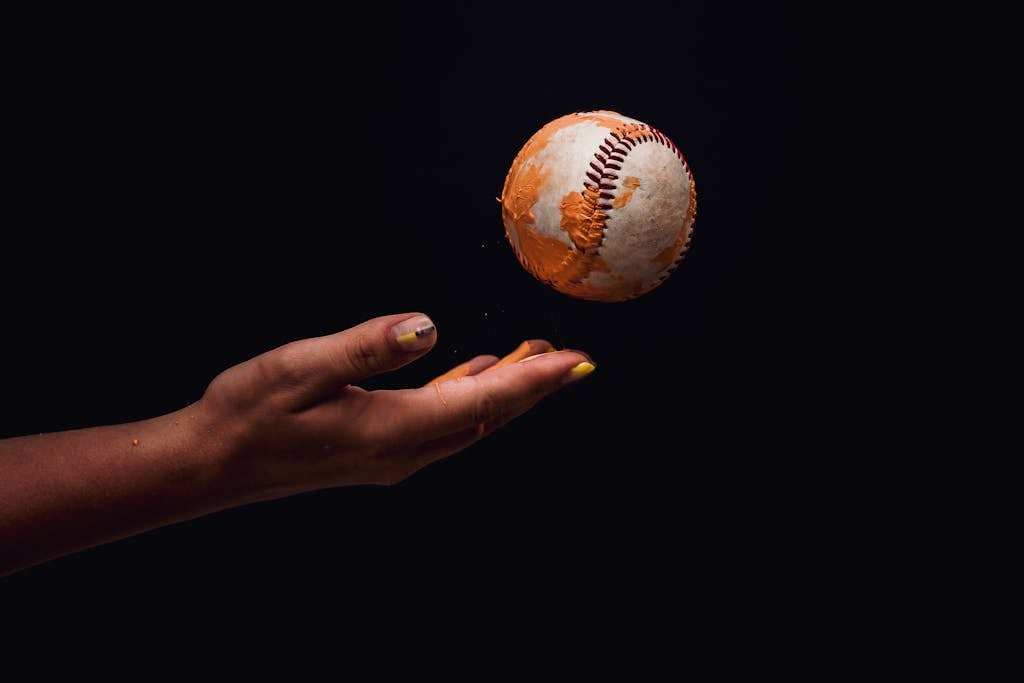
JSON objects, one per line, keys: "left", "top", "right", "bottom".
{"left": 131, "top": 439, "right": 139, "bottom": 446}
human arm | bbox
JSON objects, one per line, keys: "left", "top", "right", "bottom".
{"left": 0, "top": 312, "right": 594, "bottom": 576}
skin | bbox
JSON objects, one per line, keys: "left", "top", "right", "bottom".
{"left": 0, "top": 312, "right": 594, "bottom": 577}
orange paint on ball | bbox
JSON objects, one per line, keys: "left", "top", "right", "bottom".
{"left": 500, "top": 110, "right": 697, "bottom": 302}
{"left": 612, "top": 177, "right": 641, "bottom": 209}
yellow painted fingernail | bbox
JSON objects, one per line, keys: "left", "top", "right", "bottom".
{"left": 394, "top": 315, "right": 436, "bottom": 351}
{"left": 566, "top": 361, "right": 596, "bottom": 382}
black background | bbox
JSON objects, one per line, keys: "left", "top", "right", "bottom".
{"left": 1, "top": 2, "right": 876, "bottom": 643}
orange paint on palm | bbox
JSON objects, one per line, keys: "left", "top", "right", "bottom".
{"left": 433, "top": 381, "right": 449, "bottom": 408}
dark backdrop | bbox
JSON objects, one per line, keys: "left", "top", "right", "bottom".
{"left": 2, "top": 2, "right": 856, "bottom": 640}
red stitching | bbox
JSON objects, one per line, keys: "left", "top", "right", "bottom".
{"left": 505, "top": 113, "right": 696, "bottom": 300}
{"left": 576, "top": 117, "right": 696, "bottom": 297}
{"left": 585, "top": 121, "right": 692, "bottom": 224}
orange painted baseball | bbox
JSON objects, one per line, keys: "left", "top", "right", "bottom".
{"left": 500, "top": 110, "right": 697, "bottom": 302}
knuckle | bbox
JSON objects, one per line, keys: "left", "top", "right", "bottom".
{"left": 470, "top": 386, "right": 503, "bottom": 426}
{"left": 342, "top": 331, "right": 386, "bottom": 376}
{"left": 260, "top": 341, "right": 311, "bottom": 388}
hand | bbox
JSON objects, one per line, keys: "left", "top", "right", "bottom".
{"left": 0, "top": 312, "right": 594, "bottom": 575}
{"left": 199, "top": 312, "right": 595, "bottom": 496}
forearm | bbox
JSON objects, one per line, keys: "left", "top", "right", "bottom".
{"left": 0, "top": 405, "right": 236, "bottom": 576}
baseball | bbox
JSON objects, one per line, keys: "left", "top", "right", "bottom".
{"left": 500, "top": 110, "right": 696, "bottom": 302}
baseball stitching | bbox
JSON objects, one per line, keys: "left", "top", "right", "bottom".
{"left": 579, "top": 123, "right": 696, "bottom": 290}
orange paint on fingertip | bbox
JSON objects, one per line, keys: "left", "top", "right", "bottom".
{"left": 491, "top": 340, "right": 552, "bottom": 368}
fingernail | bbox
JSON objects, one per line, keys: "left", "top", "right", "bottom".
{"left": 394, "top": 315, "right": 436, "bottom": 351}
{"left": 565, "top": 361, "right": 596, "bottom": 383}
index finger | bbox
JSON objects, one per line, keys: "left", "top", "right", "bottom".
{"left": 386, "top": 349, "right": 595, "bottom": 443}
{"left": 427, "top": 339, "right": 554, "bottom": 385}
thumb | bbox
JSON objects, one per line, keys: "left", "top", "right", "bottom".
{"left": 277, "top": 313, "right": 437, "bottom": 402}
